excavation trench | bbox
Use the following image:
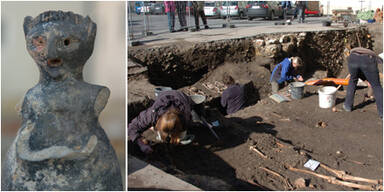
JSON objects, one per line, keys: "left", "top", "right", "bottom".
{"left": 128, "top": 26, "right": 374, "bottom": 120}
{"left": 128, "top": 25, "right": 382, "bottom": 190}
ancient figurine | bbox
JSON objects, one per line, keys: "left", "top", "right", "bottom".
{"left": 1, "top": 11, "right": 123, "bottom": 190}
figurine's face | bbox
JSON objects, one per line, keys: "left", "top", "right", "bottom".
{"left": 25, "top": 19, "right": 95, "bottom": 81}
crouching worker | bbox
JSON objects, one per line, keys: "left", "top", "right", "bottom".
{"left": 343, "top": 47, "right": 383, "bottom": 118}
{"left": 270, "top": 56, "right": 304, "bottom": 94}
{"left": 221, "top": 73, "right": 247, "bottom": 115}
{"left": 128, "top": 90, "right": 194, "bottom": 154}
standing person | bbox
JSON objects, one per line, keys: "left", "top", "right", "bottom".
{"left": 221, "top": 73, "right": 247, "bottom": 115}
{"left": 176, "top": 1, "right": 188, "bottom": 31}
{"left": 374, "top": 8, "right": 383, "bottom": 24}
{"left": 281, "top": 1, "right": 291, "bottom": 21}
{"left": 164, "top": 1, "right": 176, "bottom": 33}
{"left": 295, "top": 1, "right": 306, "bottom": 23}
{"left": 343, "top": 47, "right": 383, "bottom": 118}
{"left": 270, "top": 57, "right": 304, "bottom": 94}
{"left": 192, "top": 1, "right": 209, "bottom": 31}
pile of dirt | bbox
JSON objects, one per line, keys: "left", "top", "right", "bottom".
{"left": 127, "top": 59, "right": 155, "bottom": 122}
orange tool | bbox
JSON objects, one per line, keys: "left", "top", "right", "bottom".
{"left": 305, "top": 78, "right": 349, "bottom": 86}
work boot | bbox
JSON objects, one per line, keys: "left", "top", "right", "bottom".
{"left": 342, "top": 103, "right": 352, "bottom": 112}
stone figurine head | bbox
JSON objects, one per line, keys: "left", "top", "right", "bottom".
{"left": 23, "top": 11, "right": 97, "bottom": 81}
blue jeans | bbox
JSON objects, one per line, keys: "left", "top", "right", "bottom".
{"left": 167, "top": 12, "right": 175, "bottom": 31}
{"left": 344, "top": 53, "right": 383, "bottom": 117}
{"left": 298, "top": 8, "right": 305, "bottom": 22}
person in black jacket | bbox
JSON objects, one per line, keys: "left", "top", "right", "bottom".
{"left": 175, "top": 1, "right": 188, "bottom": 31}
{"left": 192, "top": 1, "right": 209, "bottom": 30}
{"left": 220, "top": 73, "right": 247, "bottom": 115}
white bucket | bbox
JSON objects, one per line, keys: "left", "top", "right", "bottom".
{"left": 318, "top": 86, "right": 337, "bottom": 108}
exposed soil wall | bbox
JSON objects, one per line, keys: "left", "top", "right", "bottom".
{"left": 128, "top": 26, "right": 373, "bottom": 89}
{"left": 129, "top": 39, "right": 255, "bottom": 89}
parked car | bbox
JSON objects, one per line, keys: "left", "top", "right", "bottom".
{"left": 245, "top": 1, "right": 283, "bottom": 20}
{"left": 140, "top": 1, "right": 151, "bottom": 14}
{"left": 150, "top": 3, "right": 164, "bottom": 15}
{"left": 204, "top": 1, "right": 220, "bottom": 17}
{"left": 286, "top": 4, "right": 297, "bottom": 17}
{"left": 220, "top": 1, "right": 247, "bottom": 19}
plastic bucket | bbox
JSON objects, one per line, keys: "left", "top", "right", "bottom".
{"left": 154, "top": 87, "right": 172, "bottom": 97}
{"left": 289, "top": 82, "right": 305, "bottom": 100}
{"left": 318, "top": 86, "right": 337, "bottom": 108}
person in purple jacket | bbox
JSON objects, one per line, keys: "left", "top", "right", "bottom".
{"left": 270, "top": 56, "right": 304, "bottom": 94}
{"left": 128, "top": 90, "right": 194, "bottom": 154}
{"left": 221, "top": 73, "right": 247, "bottom": 115}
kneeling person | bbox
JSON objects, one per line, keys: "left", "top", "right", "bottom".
{"left": 221, "top": 73, "right": 246, "bottom": 115}
{"left": 270, "top": 56, "right": 304, "bottom": 93}
{"left": 128, "top": 90, "right": 194, "bottom": 154}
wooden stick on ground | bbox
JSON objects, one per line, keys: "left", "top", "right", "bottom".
{"left": 288, "top": 166, "right": 380, "bottom": 190}
{"left": 260, "top": 167, "right": 293, "bottom": 190}
{"left": 276, "top": 142, "right": 288, "bottom": 148}
{"left": 320, "top": 163, "right": 382, "bottom": 185}
{"left": 336, "top": 74, "right": 350, "bottom": 91}
{"left": 270, "top": 112, "right": 283, "bottom": 118}
{"left": 249, "top": 146, "right": 267, "bottom": 159}
{"left": 346, "top": 159, "right": 364, "bottom": 165}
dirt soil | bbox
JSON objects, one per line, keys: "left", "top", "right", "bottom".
{"left": 129, "top": 67, "right": 383, "bottom": 191}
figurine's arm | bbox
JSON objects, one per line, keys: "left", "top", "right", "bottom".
{"left": 16, "top": 121, "right": 98, "bottom": 162}
{"left": 94, "top": 87, "right": 110, "bottom": 116}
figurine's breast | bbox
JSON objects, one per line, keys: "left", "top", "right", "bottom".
{"left": 27, "top": 82, "right": 100, "bottom": 150}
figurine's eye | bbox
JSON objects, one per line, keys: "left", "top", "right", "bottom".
{"left": 64, "top": 38, "right": 71, "bottom": 46}
{"left": 32, "top": 36, "right": 45, "bottom": 49}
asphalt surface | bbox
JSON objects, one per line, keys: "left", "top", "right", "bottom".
{"left": 128, "top": 13, "right": 330, "bottom": 40}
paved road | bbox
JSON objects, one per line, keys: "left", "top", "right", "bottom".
{"left": 128, "top": 13, "right": 330, "bottom": 40}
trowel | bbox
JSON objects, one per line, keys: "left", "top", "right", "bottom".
{"left": 200, "top": 116, "right": 220, "bottom": 140}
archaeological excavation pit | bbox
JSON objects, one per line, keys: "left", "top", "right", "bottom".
{"left": 128, "top": 25, "right": 383, "bottom": 190}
